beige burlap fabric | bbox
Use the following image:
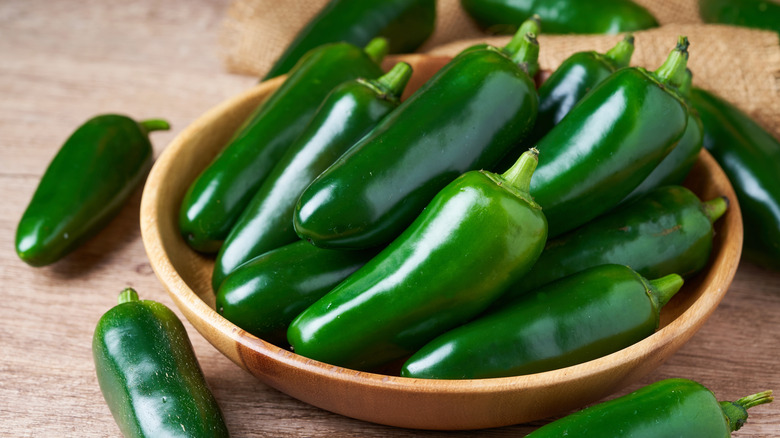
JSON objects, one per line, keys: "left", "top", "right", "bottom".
{"left": 220, "top": 0, "right": 780, "bottom": 136}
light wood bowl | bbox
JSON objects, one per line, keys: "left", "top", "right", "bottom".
{"left": 140, "top": 54, "right": 743, "bottom": 430}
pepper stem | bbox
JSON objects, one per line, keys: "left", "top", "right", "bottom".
{"left": 139, "top": 119, "right": 170, "bottom": 134}
{"left": 503, "top": 16, "right": 541, "bottom": 76}
{"left": 703, "top": 196, "right": 729, "bottom": 224}
{"left": 648, "top": 274, "right": 684, "bottom": 308}
{"left": 604, "top": 33, "right": 635, "bottom": 69}
{"left": 654, "top": 36, "right": 690, "bottom": 89}
{"left": 118, "top": 288, "right": 140, "bottom": 305}
{"left": 500, "top": 147, "right": 539, "bottom": 193}
{"left": 373, "top": 62, "right": 413, "bottom": 98}
{"left": 720, "top": 390, "right": 773, "bottom": 432}
{"left": 364, "top": 37, "right": 389, "bottom": 65}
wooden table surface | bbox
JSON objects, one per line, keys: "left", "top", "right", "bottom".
{"left": 1, "top": 1, "right": 778, "bottom": 436}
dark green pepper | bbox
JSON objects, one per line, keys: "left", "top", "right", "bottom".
{"left": 294, "top": 23, "right": 540, "bottom": 250}
{"left": 496, "top": 185, "right": 727, "bottom": 306}
{"left": 530, "top": 36, "right": 690, "bottom": 238}
{"left": 699, "top": 0, "right": 780, "bottom": 34}
{"left": 16, "top": 114, "right": 168, "bottom": 267}
{"left": 93, "top": 289, "right": 229, "bottom": 437}
{"left": 526, "top": 378, "right": 773, "bottom": 437}
{"left": 460, "top": 0, "right": 658, "bottom": 35}
{"left": 263, "top": 0, "right": 435, "bottom": 80}
{"left": 690, "top": 87, "right": 780, "bottom": 270}
{"left": 288, "top": 149, "right": 547, "bottom": 371}
{"left": 179, "top": 38, "right": 387, "bottom": 253}
{"left": 401, "top": 264, "right": 682, "bottom": 379}
{"left": 212, "top": 62, "right": 413, "bottom": 291}
{"left": 216, "top": 240, "right": 377, "bottom": 346}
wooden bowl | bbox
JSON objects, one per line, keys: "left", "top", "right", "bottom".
{"left": 140, "top": 54, "right": 743, "bottom": 430}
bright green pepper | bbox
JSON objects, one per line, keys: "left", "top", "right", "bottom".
{"left": 216, "top": 240, "right": 377, "bottom": 346}
{"left": 699, "top": 0, "right": 780, "bottom": 34}
{"left": 288, "top": 149, "right": 547, "bottom": 371}
{"left": 530, "top": 36, "right": 690, "bottom": 238}
{"left": 16, "top": 114, "right": 168, "bottom": 267}
{"left": 495, "top": 185, "right": 727, "bottom": 306}
{"left": 212, "top": 62, "right": 412, "bottom": 291}
{"left": 689, "top": 87, "right": 780, "bottom": 270}
{"left": 263, "top": 0, "right": 435, "bottom": 80}
{"left": 294, "top": 23, "right": 540, "bottom": 250}
{"left": 526, "top": 379, "right": 773, "bottom": 437}
{"left": 179, "top": 38, "right": 387, "bottom": 253}
{"left": 402, "top": 264, "right": 682, "bottom": 379}
{"left": 93, "top": 289, "right": 229, "bottom": 437}
{"left": 460, "top": 0, "right": 658, "bottom": 35}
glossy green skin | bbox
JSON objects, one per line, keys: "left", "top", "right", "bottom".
{"left": 288, "top": 170, "right": 547, "bottom": 370}
{"left": 264, "top": 0, "right": 435, "bottom": 79}
{"left": 497, "top": 185, "right": 715, "bottom": 305}
{"left": 16, "top": 115, "right": 154, "bottom": 267}
{"left": 92, "top": 297, "right": 229, "bottom": 437}
{"left": 402, "top": 264, "right": 661, "bottom": 379}
{"left": 531, "top": 67, "right": 688, "bottom": 238}
{"left": 699, "top": 0, "right": 780, "bottom": 34}
{"left": 179, "top": 42, "right": 384, "bottom": 253}
{"left": 690, "top": 87, "right": 780, "bottom": 270}
{"left": 216, "top": 240, "right": 376, "bottom": 346}
{"left": 294, "top": 47, "right": 538, "bottom": 249}
{"left": 526, "top": 379, "right": 732, "bottom": 437}
{"left": 461, "top": 0, "right": 658, "bottom": 34}
{"left": 212, "top": 80, "right": 400, "bottom": 291}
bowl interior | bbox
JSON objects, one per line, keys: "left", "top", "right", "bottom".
{"left": 140, "top": 54, "right": 743, "bottom": 430}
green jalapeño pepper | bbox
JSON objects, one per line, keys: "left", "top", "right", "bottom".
{"left": 526, "top": 378, "right": 773, "bottom": 437}
{"left": 288, "top": 149, "right": 547, "bottom": 371}
{"left": 495, "top": 185, "right": 727, "bottom": 306}
{"left": 294, "top": 23, "right": 540, "bottom": 250}
{"left": 264, "top": 0, "right": 435, "bottom": 80}
{"left": 460, "top": 0, "right": 658, "bottom": 35}
{"left": 401, "top": 264, "right": 682, "bottom": 379}
{"left": 217, "top": 240, "right": 377, "bottom": 347}
{"left": 699, "top": 0, "right": 780, "bottom": 34}
{"left": 530, "top": 36, "right": 690, "bottom": 238}
{"left": 93, "top": 289, "right": 229, "bottom": 438}
{"left": 690, "top": 87, "right": 780, "bottom": 270}
{"left": 179, "top": 38, "right": 387, "bottom": 253}
{"left": 16, "top": 114, "right": 168, "bottom": 267}
{"left": 212, "top": 63, "right": 413, "bottom": 291}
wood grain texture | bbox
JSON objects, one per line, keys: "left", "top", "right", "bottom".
{"left": 1, "top": 0, "right": 778, "bottom": 436}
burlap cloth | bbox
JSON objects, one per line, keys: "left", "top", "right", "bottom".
{"left": 220, "top": 0, "right": 780, "bottom": 137}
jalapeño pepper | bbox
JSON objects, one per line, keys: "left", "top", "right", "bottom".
{"left": 401, "top": 264, "right": 683, "bottom": 379}
{"left": 93, "top": 289, "right": 229, "bottom": 437}
{"left": 264, "top": 0, "right": 435, "bottom": 80}
{"left": 294, "top": 23, "right": 540, "bottom": 250}
{"left": 16, "top": 114, "right": 168, "bottom": 267}
{"left": 288, "top": 149, "right": 547, "bottom": 371}
{"left": 179, "top": 38, "right": 387, "bottom": 253}
{"left": 212, "top": 62, "right": 412, "bottom": 291}
{"left": 699, "top": 0, "right": 780, "bottom": 34}
{"left": 526, "top": 379, "right": 773, "bottom": 437}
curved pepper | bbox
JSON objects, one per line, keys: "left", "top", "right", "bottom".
{"left": 93, "top": 289, "right": 229, "bottom": 437}
{"left": 401, "top": 264, "right": 683, "bottom": 379}
{"left": 294, "top": 22, "right": 540, "bottom": 250}
{"left": 495, "top": 185, "right": 727, "bottom": 306}
{"left": 264, "top": 0, "right": 435, "bottom": 80}
{"left": 179, "top": 38, "right": 387, "bottom": 253}
{"left": 460, "top": 0, "right": 658, "bottom": 35}
{"left": 288, "top": 149, "right": 547, "bottom": 371}
{"left": 699, "top": 0, "right": 780, "bottom": 34}
{"left": 16, "top": 114, "right": 168, "bottom": 267}
{"left": 526, "top": 379, "right": 772, "bottom": 437}
{"left": 216, "top": 240, "right": 377, "bottom": 346}
{"left": 689, "top": 87, "right": 780, "bottom": 270}
{"left": 530, "top": 36, "right": 690, "bottom": 238}
{"left": 212, "top": 62, "right": 412, "bottom": 291}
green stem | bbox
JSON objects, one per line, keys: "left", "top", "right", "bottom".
{"left": 504, "top": 16, "right": 541, "bottom": 76}
{"left": 654, "top": 36, "right": 690, "bottom": 88}
{"left": 373, "top": 62, "right": 413, "bottom": 98}
{"left": 139, "top": 119, "right": 171, "bottom": 134}
{"left": 678, "top": 68, "right": 693, "bottom": 98}
{"left": 720, "top": 390, "right": 773, "bottom": 432}
{"left": 703, "top": 196, "right": 729, "bottom": 224}
{"left": 118, "top": 288, "right": 140, "bottom": 305}
{"left": 364, "top": 37, "right": 389, "bottom": 65}
{"left": 605, "top": 33, "right": 635, "bottom": 69}
{"left": 648, "top": 273, "right": 684, "bottom": 308}
{"left": 500, "top": 147, "right": 539, "bottom": 193}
